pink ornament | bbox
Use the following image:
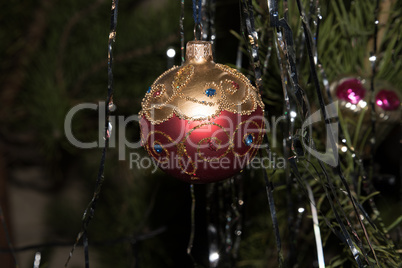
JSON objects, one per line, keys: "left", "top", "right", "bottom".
{"left": 375, "top": 89, "right": 400, "bottom": 111}
{"left": 335, "top": 78, "right": 366, "bottom": 104}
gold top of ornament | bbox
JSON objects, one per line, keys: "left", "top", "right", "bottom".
{"left": 186, "top": 41, "right": 213, "bottom": 63}
{"left": 139, "top": 41, "right": 264, "bottom": 125}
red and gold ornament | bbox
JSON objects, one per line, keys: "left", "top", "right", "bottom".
{"left": 139, "top": 41, "right": 265, "bottom": 183}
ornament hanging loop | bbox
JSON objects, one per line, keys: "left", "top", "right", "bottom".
{"left": 193, "top": 23, "right": 203, "bottom": 41}
{"left": 192, "top": 0, "right": 202, "bottom": 40}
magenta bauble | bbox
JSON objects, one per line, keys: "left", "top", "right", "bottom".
{"left": 375, "top": 89, "right": 401, "bottom": 111}
{"left": 335, "top": 78, "right": 366, "bottom": 104}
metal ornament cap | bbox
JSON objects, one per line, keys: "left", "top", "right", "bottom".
{"left": 185, "top": 40, "right": 214, "bottom": 64}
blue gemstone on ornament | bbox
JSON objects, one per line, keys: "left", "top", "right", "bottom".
{"left": 244, "top": 134, "right": 254, "bottom": 146}
{"left": 147, "top": 87, "right": 151, "bottom": 93}
{"left": 154, "top": 144, "right": 163, "bottom": 153}
{"left": 205, "top": 88, "right": 216, "bottom": 97}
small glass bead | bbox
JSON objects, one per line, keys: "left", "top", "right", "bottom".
{"left": 154, "top": 144, "right": 163, "bottom": 153}
{"left": 232, "top": 81, "right": 240, "bottom": 89}
{"left": 244, "top": 134, "right": 253, "bottom": 146}
{"left": 205, "top": 88, "right": 216, "bottom": 97}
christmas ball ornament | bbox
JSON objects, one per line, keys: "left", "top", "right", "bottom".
{"left": 373, "top": 85, "right": 401, "bottom": 139}
{"left": 372, "top": 85, "right": 401, "bottom": 152}
{"left": 330, "top": 77, "right": 369, "bottom": 114}
{"left": 139, "top": 41, "right": 265, "bottom": 183}
{"left": 330, "top": 77, "right": 401, "bottom": 154}
{"left": 375, "top": 89, "right": 400, "bottom": 111}
{"left": 334, "top": 77, "right": 366, "bottom": 105}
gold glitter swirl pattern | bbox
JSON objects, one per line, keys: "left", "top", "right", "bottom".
{"left": 144, "top": 130, "right": 175, "bottom": 164}
{"left": 147, "top": 84, "right": 166, "bottom": 99}
{"left": 139, "top": 42, "right": 264, "bottom": 125}
{"left": 174, "top": 119, "right": 264, "bottom": 176}
{"left": 182, "top": 95, "right": 215, "bottom": 106}
{"left": 178, "top": 122, "right": 231, "bottom": 171}
{"left": 222, "top": 79, "right": 239, "bottom": 94}
{"left": 177, "top": 143, "right": 197, "bottom": 175}
{"left": 193, "top": 122, "right": 232, "bottom": 162}
{"left": 231, "top": 120, "right": 264, "bottom": 157}
{"left": 172, "top": 65, "right": 195, "bottom": 91}
{"left": 140, "top": 66, "right": 178, "bottom": 115}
